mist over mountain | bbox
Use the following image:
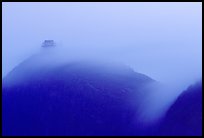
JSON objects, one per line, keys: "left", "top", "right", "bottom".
{"left": 3, "top": 52, "right": 159, "bottom": 136}
{"left": 2, "top": 2, "right": 202, "bottom": 136}
{"left": 2, "top": 48, "right": 202, "bottom": 136}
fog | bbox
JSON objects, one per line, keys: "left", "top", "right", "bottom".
{"left": 2, "top": 2, "right": 202, "bottom": 124}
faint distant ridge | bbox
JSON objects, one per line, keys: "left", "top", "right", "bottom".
{"left": 2, "top": 48, "right": 154, "bottom": 88}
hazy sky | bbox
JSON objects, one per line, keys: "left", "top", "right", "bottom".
{"left": 2, "top": 2, "right": 202, "bottom": 88}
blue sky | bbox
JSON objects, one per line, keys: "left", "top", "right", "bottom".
{"left": 2, "top": 2, "right": 202, "bottom": 88}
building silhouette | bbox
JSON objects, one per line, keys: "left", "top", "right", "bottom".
{"left": 42, "top": 40, "right": 55, "bottom": 47}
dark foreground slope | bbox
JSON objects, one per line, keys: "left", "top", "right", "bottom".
{"left": 157, "top": 81, "right": 202, "bottom": 136}
{"left": 2, "top": 54, "right": 156, "bottom": 136}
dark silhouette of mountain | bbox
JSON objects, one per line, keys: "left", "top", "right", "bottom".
{"left": 157, "top": 81, "right": 202, "bottom": 136}
{"left": 2, "top": 54, "right": 156, "bottom": 136}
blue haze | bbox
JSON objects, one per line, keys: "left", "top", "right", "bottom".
{"left": 2, "top": 2, "right": 202, "bottom": 133}
{"left": 3, "top": 2, "right": 202, "bottom": 83}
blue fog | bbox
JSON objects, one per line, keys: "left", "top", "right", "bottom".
{"left": 2, "top": 2, "right": 202, "bottom": 136}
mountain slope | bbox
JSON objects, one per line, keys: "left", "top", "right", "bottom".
{"left": 157, "top": 81, "right": 202, "bottom": 136}
{"left": 2, "top": 54, "right": 156, "bottom": 136}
